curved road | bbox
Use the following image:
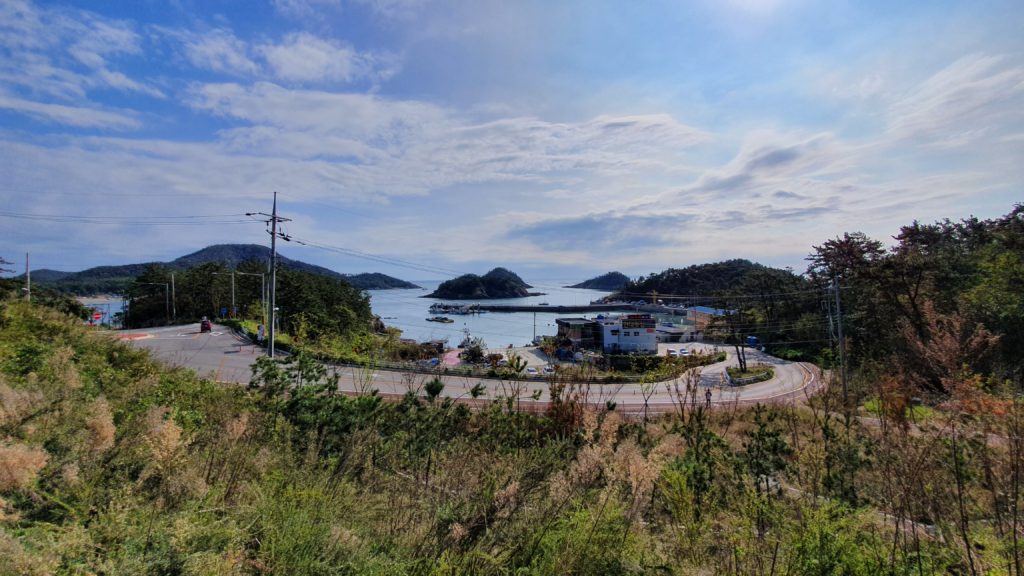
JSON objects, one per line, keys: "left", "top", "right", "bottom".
{"left": 115, "top": 324, "right": 822, "bottom": 416}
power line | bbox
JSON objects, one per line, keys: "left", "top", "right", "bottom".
{"left": 0, "top": 210, "right": 254, "bottom": 225}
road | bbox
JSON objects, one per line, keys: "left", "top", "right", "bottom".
{"left": 115, "top": 323, "right": 823, "bottom": 416}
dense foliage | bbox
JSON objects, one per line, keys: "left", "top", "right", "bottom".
{"left": 426, "top": 267, "right": 536, "bottom": 299}
{"left": 806, "top": 205, "right": 1024, "bottom": 388}
{"left": 623, "top": 205, "right": 1024, "bottom": 388}
{"left": 125, "top": 260, "right": 373, "bottom": 342}
{"left": 566, "top": 271, "right": 630, "bottom": 290}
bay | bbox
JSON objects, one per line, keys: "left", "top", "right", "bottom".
{"left": 367, "top": 279, "right": 615, "bottom": 348}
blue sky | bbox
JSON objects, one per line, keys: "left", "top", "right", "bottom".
{"left": 1, "top": 0, "right": 1022, "bottom": 282}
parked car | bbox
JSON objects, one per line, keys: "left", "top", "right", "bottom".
{"left": 679, "top": 348, "right": 690, "bottom": 356}
{"left": 200, "top": 317, "right": 212, "bottom": 333}
{"left": 542, "top": 366, "right": 555, "bottom": 375}
{"left": 526, "top": 367, "right": 539, "bottom": 376}
{"left": 667, "top": 349, "right": 679, "bottom": 357}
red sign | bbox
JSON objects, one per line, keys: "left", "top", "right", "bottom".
{"left": 92, "top": 312, "right": 102, "bottom": 320}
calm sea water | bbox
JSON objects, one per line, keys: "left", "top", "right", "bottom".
{"left": 367, "top": 280, "right": 616, "bottom": 348}
{"left": 77, "top": 280, "right": 619, "bottom": 347}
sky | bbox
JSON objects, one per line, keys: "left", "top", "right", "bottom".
{"left": 1, "top": 0, "right": 1022, "bottom": 283}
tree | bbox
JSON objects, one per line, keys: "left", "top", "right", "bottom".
{"left": 0, "top": 256, "right": 13, "bottom": 274}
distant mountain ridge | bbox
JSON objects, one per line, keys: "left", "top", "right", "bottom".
{"left": 424, "top": 267, "right": 542, "bottom": 299}
{"left": 567, "top": 271, "right": 630, "bottom": 291}
{"left": 26, "top": 244, "right": 420, "bottom": 294}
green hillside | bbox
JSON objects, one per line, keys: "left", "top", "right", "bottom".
{"left": 24, "top": 244, "right": 419, "bottom": 295}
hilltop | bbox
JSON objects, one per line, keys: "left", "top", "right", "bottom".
{"left": 620, "top": 259, "right": 800, "bottom": 298}
{"left": 566, "top": 271, "right": 630, "bottom": 291}
{"left": 425, "top": 267, "right": 542, "bottom": 299}
{"left": 25, "top": 244, "right": 420, "bottom": 294}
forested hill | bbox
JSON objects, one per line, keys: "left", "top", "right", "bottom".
{"left": 24, "top": 244, "right": 419, "bottom": 294}
{"left": 566, "top": 271, "right": 630, "bottom": 290}
{"left": 425, "top": 267, "right": 540, "bottom": 299}
{"left": 621, "top": 259, "right": 805, "bottom": 299}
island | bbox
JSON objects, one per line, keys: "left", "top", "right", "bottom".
{"left": 566, "top": 271, "right": 630, "bottom": 291}
{"left": 424, "top": 267, "right": 544, "bottom": 299}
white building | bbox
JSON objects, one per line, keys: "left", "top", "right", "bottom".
{"left": 597, "top": 314, "right": 658, "bottom": 354}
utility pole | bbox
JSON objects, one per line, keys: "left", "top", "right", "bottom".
{"left": 833, "top": 276, "right": 848, "bottom": 402}
{"left": 247, "top": 192, "right": 291, "bottom": 358}
{"left": 25, "top": 253, "right": 30, "bottom": 303}
{"left": 170, "top": 272, "right": 176, "bottom": 320}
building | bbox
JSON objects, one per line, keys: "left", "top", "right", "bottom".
{"left": 555, "top": 317, "right": 600, "bottom": 349}
{"left": 597, "top": 313, "right": 658, "bottom": 354}
{"left": 688, "top": 306, "right": 731, "bottom": 330}
{"left": 655, "top": 321, "right": 700, "bottom": 343}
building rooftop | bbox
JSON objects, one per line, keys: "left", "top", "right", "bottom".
{"left": 692, "top": 306, "right": 732, "bottom": 315}
{"left": 556, "top": 317, "right": 595, "bottom": 326}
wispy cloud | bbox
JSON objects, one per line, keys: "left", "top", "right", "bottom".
{"left": 258, "top": 32, "right": 386, "bottom": 84}
{"left": 0, "top": 0, "right": 163, "bottom": 101}
{"left": 178, "top": 28, "right": 260, "bottom": 76}
{"left": 0, "top": 94, "right": 139, "bottom": 129}
{"left": 887, "top": 53, "right": 1024, "bottom": 148}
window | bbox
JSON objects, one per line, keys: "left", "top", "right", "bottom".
{"left": 634, "top": 331, "right": 640, "bottom": 336}
{"left": 610, "top": 329, "right": 619, "bottom": 336}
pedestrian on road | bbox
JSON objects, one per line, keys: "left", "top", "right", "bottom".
{"left": 257, "top": 324, "right": 265, "bottom": 343}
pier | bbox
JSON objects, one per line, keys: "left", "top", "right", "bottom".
{"left": 477, "top": 303, "right": 631, "bottom": 313}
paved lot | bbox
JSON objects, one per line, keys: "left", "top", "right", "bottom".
{"left": 117, "top": 323, "right": 822, "bottom": 415}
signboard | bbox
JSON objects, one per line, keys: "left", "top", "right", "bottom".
{"left": 92, "top": 311, "right": 102, "bottom": 320}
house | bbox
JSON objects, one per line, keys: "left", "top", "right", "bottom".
{"left": 688, "top": 306, "right": 731, "bottom": 330}
{"left": 555, "top": 317, "right": 600, "bottom": 349}
{"left": 597, "top": 313, "right": 658, "bottom": 354}
{"left": 655, "top": 321, "right": 700, "bottom": 343}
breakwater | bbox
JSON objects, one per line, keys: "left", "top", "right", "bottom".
{"left": 477, "top": 303, "right": 630, "bottom": 313}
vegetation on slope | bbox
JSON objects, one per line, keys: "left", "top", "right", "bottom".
{"left": 2, "top": 290, "right": 1023, "bottom": 574}
{"left": 24, "top": 244, "right": 419, "bottom": 295}
{"left": 566, "top": 271, "right": 630, "bottom": 291}
{"left": 126, "top": 260, "right": 373, "bottom": 341}
{"left": 425, "top": 267, "right": 539, "bottom": 299}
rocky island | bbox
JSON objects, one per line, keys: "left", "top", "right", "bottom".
{"left": 566, "top": 271, "right": 630, "bottom": 291}
{"left": 425, "top": 267, "right": 543, "bottom": 299}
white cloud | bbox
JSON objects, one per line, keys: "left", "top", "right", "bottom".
{"left": 0, "top": 0, "right": 163, "bottom": 108}
{"left": 0, "top": 94, "right": 140, "bottom": 129}
{"left": 271, "top": 0, "right": 344, "bottom": 19}
{"left": 181, "top": 28, "right": 260, "bottom": 76}
{"left": 259, "top": 32, "right": 372, "bottom": 83}
{"left": 887, "top": 54, "right": 1024, "bottom": 148}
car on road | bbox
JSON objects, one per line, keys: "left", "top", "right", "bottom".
{"left": 200, "top": 317, "right": 212, "bottom": 333}
{"left": 526, "top": 367, "right": 539, "bottom": 376}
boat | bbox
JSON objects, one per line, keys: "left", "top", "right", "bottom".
{"left": 426, "top": 316, "right": 455, "bottom": 323}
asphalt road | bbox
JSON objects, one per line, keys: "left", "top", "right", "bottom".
{"left": 116, "top": 323, "right": 822, "bottom": 415}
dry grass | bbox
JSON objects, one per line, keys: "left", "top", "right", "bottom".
{"left": 86, "top": 396, "right": 115, "bottom": 454}
{"left": 0, "top": 440, "right": 48, "bottom": 492}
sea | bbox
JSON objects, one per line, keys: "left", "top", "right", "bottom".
{"left": 367, "top": 280, "right": 617, "bottom": 348}
{"left": 76, "top": 280, "right": 625, "bottom": 348}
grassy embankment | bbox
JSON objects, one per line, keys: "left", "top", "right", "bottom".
{"left": 2, "top": 298, "right": 1022, "bottom": 574}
